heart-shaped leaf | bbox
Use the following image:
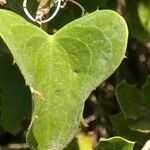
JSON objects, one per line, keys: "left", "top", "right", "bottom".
{"left": 0, "top": 9, "right": 128, "bottom": 149}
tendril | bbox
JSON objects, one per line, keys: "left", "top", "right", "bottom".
{"left": 23, "top": 0, "right": 85, "bottom": 25}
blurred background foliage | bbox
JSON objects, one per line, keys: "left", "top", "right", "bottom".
{"left": 0, "top": 0, "right": 150, "bottom": 149}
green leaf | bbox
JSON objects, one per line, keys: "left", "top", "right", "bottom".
{"left": 0, "top": 9, "right": 128, "bottom": 149}
{"left": 116, "top": 81, "right": 148, "bottom": 120}
{"left": 126, "top": 0, "right": 150, "bottom": 42}
{"left": 144, "top": 77, "right": 150, "bottom": 104}
{"left": 111, "top": 113, "right": 150, "bottom": 143}
{"left": 0, "top": 52, "right": 32, "bottom": 134}
{"left": 116, "top": 81, "right": 150, "bottom": 133}
{"left": 96, "top": 136, "right": 135, "bottom": 150}
{"left": 138, "top": 0, "right": 150, "bottom": 33}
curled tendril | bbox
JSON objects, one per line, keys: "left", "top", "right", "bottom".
{"left": 23, "top": 0, "right": 62, "bottom": 25}
{"left": 23, "top": 0, "right": 85, "bottom": 25}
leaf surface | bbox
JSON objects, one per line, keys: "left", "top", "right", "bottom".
{"left": 0, "top": 9, "right": 128, "bottom": 149}
{"left": 96, "top": 136, "right": 135, "bottom": 150}
{"left": 116, "top": 80, "right": 150, "bottom": 133}
{"left": 111, "top": 113, "right": 150, "bottom": 143}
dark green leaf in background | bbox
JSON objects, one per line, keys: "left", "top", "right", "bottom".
{"left": 126, "top": 0, "right": 150, "bottom": 42}
{"left": 0, "top": 52, "right": 32, "bottom": 134}
{"left": 96, "top": 136, "right": 135, "bottom": 150}
{"left": 116, "top": 80, "right": 150, "bottom": 134}
{"left": 111, "top": 113, "right": 150, "bottom": 144}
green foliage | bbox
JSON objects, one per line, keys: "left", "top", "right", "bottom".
{"left": 0, "top": 0, "right": 150, "bottom": 150}
{"left": 102, "top": 0, "right": 150, "bottom": 42}
{"left": 111, "top": 79, "right": 150, "bottom": 147}
{"left": 0, "top": 52, "right": 32, "bottom": 134}
{"left": 0, "top": 9, "right": 127, "bottom": 149}
{"left": 116, "top": 81, "right": 150, "bottom": 133}
{"left": 138, "top": 0, "right": 150, "bottom": 33}
{"left": 111, "top": 113, "right": 150, "bottom": 144}
{"left": 96, "top": 136, "right": 135, "bottom": 150}
{"left": 126, "top": 0, "right": 150, "bottom": 42}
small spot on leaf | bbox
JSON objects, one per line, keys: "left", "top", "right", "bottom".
{"left": 30, "top": 87, "right": 43, "bottom": 98}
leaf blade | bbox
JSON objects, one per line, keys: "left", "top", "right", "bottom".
{"left": 0, "top": 9, "right": 128, "bottom": 149}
